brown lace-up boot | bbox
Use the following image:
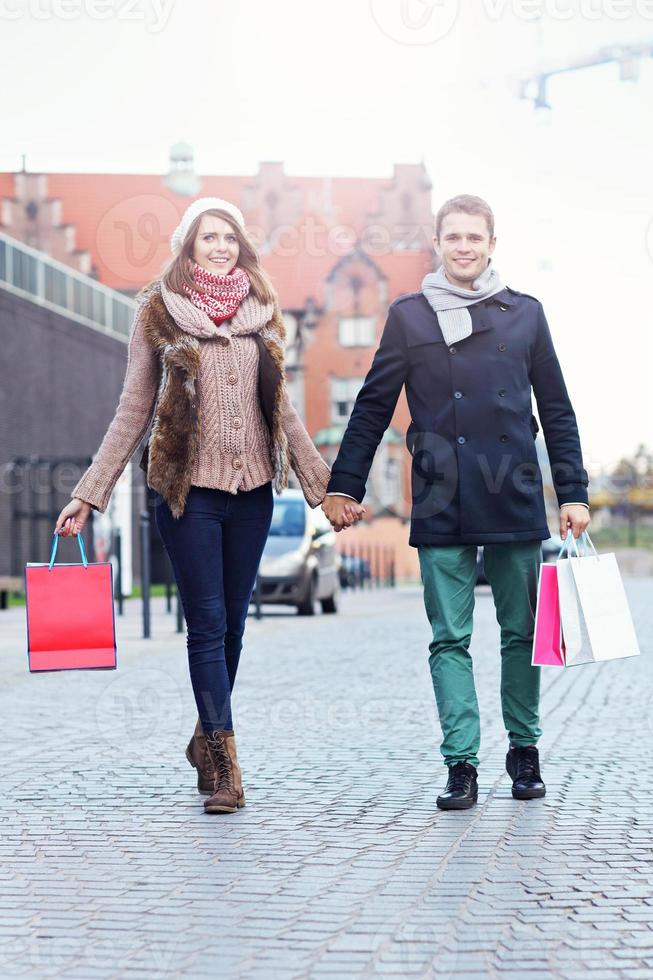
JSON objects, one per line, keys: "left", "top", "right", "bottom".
{"left": 185, "top": 719, "right": 215, "bottom": 794}
{"left": 204, "top": 730, "right": 246, "bottom": 814}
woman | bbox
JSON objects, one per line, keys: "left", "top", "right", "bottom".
{"left": 55, "top": 197, "right": 360, "bottom": 814}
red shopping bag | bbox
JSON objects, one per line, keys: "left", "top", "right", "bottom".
{"left": 25, "top": 533, "right": 117, "bottom": 672}
{"left": 531, "top": 562, "right": 566, "bottom": 667}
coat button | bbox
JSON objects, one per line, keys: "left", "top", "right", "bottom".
{"left": 449, "top": 346, "right": 457, "bottom": 354}
{"left": 457, "top": 436, "right": 466, "bottom": 445}
{"left": 454, "top": 391, "right": 463, "bottom": 399}
{"left": 499, "top": 305, "right": 508, "bottom": 311}
{"left": 498, "top": 343, "right": 507, "bottom": 352}
{"left": 232, "top": 417, "right": 243, "bottom": 428}
{"left": 500, "top": 434, "right": 508, "bottom": 443}
{"left": 232, "top": 457, "right": 243, "bottom": 469}
{"left": 498, "top": 388, "right": 506, "bottom": 397}
{"left": 227, "top": 373, "right": 238, "bottom": 384}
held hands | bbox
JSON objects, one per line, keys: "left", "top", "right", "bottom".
{"left": 321, "top": 495, "right": 366, "bottom": 532}
{"left": 559, "top": 504, "right": 590, "bottom": 541}
{"left": 54, "top": 498, "right": 92, "bottom": 537}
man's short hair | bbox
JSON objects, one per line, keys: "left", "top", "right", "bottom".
{"left": 435, "top": 195, "right": 494, "bottom": 239}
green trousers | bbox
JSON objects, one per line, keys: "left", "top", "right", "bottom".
{"left": 418, "top": 542, "right": 543, "bottom": 769}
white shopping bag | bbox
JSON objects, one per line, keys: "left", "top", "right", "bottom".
{"left": 556, "top": 555, "right": 593, "bottom": 666}
{"left": 557, "top": 531, "right": 640, "bottom": 666}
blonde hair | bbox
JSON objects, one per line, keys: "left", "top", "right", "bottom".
{"left": 159, "top": 208, "right": 277, "bottom": 306}
{"left": 435, "top": 195, "right": 494, "bottom": 240}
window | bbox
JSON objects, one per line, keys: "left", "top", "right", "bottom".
{"left": 376, "top": 456, "right": 402, "bottom": 509}
{"left": 338, "top": 316, "right": 376, "bottom": 347}
{"left": 111, "top": 297, "right": 132, "bottom": 338}
{"left": 331, "top": 377, "right": 364, "bottom": 423}
{"left": 269, "top": 498, "right": 306, "bottom": 537}
{"left": 12, "top": 247, "right": 38, "bottom": 294}
{"left": 73, "top": 279, "right": 94, "bottom": 320}
{"left": 44, "top": 265, "right": 68, "bottom": 308}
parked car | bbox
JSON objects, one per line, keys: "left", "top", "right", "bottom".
{"left": 257, "top": 489, "right": 340, "bottom": 615}
{"left": 338, "top": 554, "right": 372, "bottom": 589}
{"left": 542, "top": 533, "right": 566, "bottom": 563}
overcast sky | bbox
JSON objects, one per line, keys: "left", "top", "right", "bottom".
{"left": 2, "top": 0, "right": 652, "bottom": 471}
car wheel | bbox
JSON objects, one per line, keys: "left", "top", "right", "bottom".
{"left": 321, "top": 590, "right": 338, "bottom": 614}
{"left": 297, "top": 575, "right": 316, "bottom": 616}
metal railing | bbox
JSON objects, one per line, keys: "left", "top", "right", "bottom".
{"left": 338, "top": 544, "right": 396, "bottom": 590}
{"left": 0, "top": 231, "right": 135, "bottom": 341}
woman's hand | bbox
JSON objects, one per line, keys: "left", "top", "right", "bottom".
{"left": 54, "top": 498, "right": 92, "bottom": 537}
{"left": 322, "top": 495, "right": 365, "bottom": 532}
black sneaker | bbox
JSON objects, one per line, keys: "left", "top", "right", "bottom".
{"left": 506, "top": 745, "right": 546, "bottom": 800}
{"left": 436, "top": 762, "right": 478, "bottom": 810}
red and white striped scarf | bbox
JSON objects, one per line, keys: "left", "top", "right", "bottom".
{"left": 183, "top": 262, "right": 251, "bottom": 324}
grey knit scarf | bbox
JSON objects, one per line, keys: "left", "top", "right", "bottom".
{"left": 421, "top": 262, "right": 504, "bottom": 345}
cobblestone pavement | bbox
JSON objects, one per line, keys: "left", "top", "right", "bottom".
{"left": 1, "top": 575, "right": 652, "bottom": 979}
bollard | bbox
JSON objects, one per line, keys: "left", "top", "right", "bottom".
{"left": 140, "top": 510, "right": 151, "bottom": 639}
{"left": 176, "top": 586, "right": 184, "bottom": 633}
{"left": 114, "top": 527, "right": 123, "bottom": 616}
{"left": 253, "top": 571, "right": 262, "bottom": 620}
{"left": 164, "top": 557, "right": 172, "bottom": 613}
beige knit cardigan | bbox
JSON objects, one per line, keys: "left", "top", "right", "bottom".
{"left": 72, "top": 280, "right": 331, "bottom": 513}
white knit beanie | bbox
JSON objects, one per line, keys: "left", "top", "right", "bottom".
{"left": 170, "top": 197, "right": 246, "bottom": 257}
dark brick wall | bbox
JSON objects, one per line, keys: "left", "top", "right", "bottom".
{"left": 0, "top": 287, "right": 148, "bottom": 581}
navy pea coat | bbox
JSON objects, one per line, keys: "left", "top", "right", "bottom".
{"left": 326, "top": 287, "right": 589, "bottom": 546}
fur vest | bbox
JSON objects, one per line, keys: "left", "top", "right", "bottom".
{"left": 137, "top": 283, "right": 290, "bottom": 518}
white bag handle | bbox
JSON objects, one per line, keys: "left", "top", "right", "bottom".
{"left": 558, "top": 529, "right": 580, "bottom": 559}
{"left": 557, "top": 528, "right": 599, "bottom": 561}
{"left": 579, "top": 530, "right": 599, "bottom": 559}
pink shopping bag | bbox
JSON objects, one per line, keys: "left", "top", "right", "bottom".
{"left": 25, "top": 532, "right": 117, "bottom": 672}
{"left": 532, "top": 563, "right": 566, "bottom": 667}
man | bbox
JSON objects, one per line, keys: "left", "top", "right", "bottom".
{"left": 322, "top": 195, "right": 589, "bottom": 810}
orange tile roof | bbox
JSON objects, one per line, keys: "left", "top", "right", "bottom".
{"left": 2, "top": 169, "right": 434, "bottom": 306}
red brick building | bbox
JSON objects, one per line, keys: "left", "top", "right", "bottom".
{"left": 1, "top": 148, "right": 436, "bottom": 574}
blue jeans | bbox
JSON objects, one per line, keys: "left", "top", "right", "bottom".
{"left": 154, "top": 483, "right": 273, "bottom": 733}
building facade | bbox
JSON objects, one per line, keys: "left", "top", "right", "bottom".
{"left": 1, "top": 151, "right": 437, "bottom": 529}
